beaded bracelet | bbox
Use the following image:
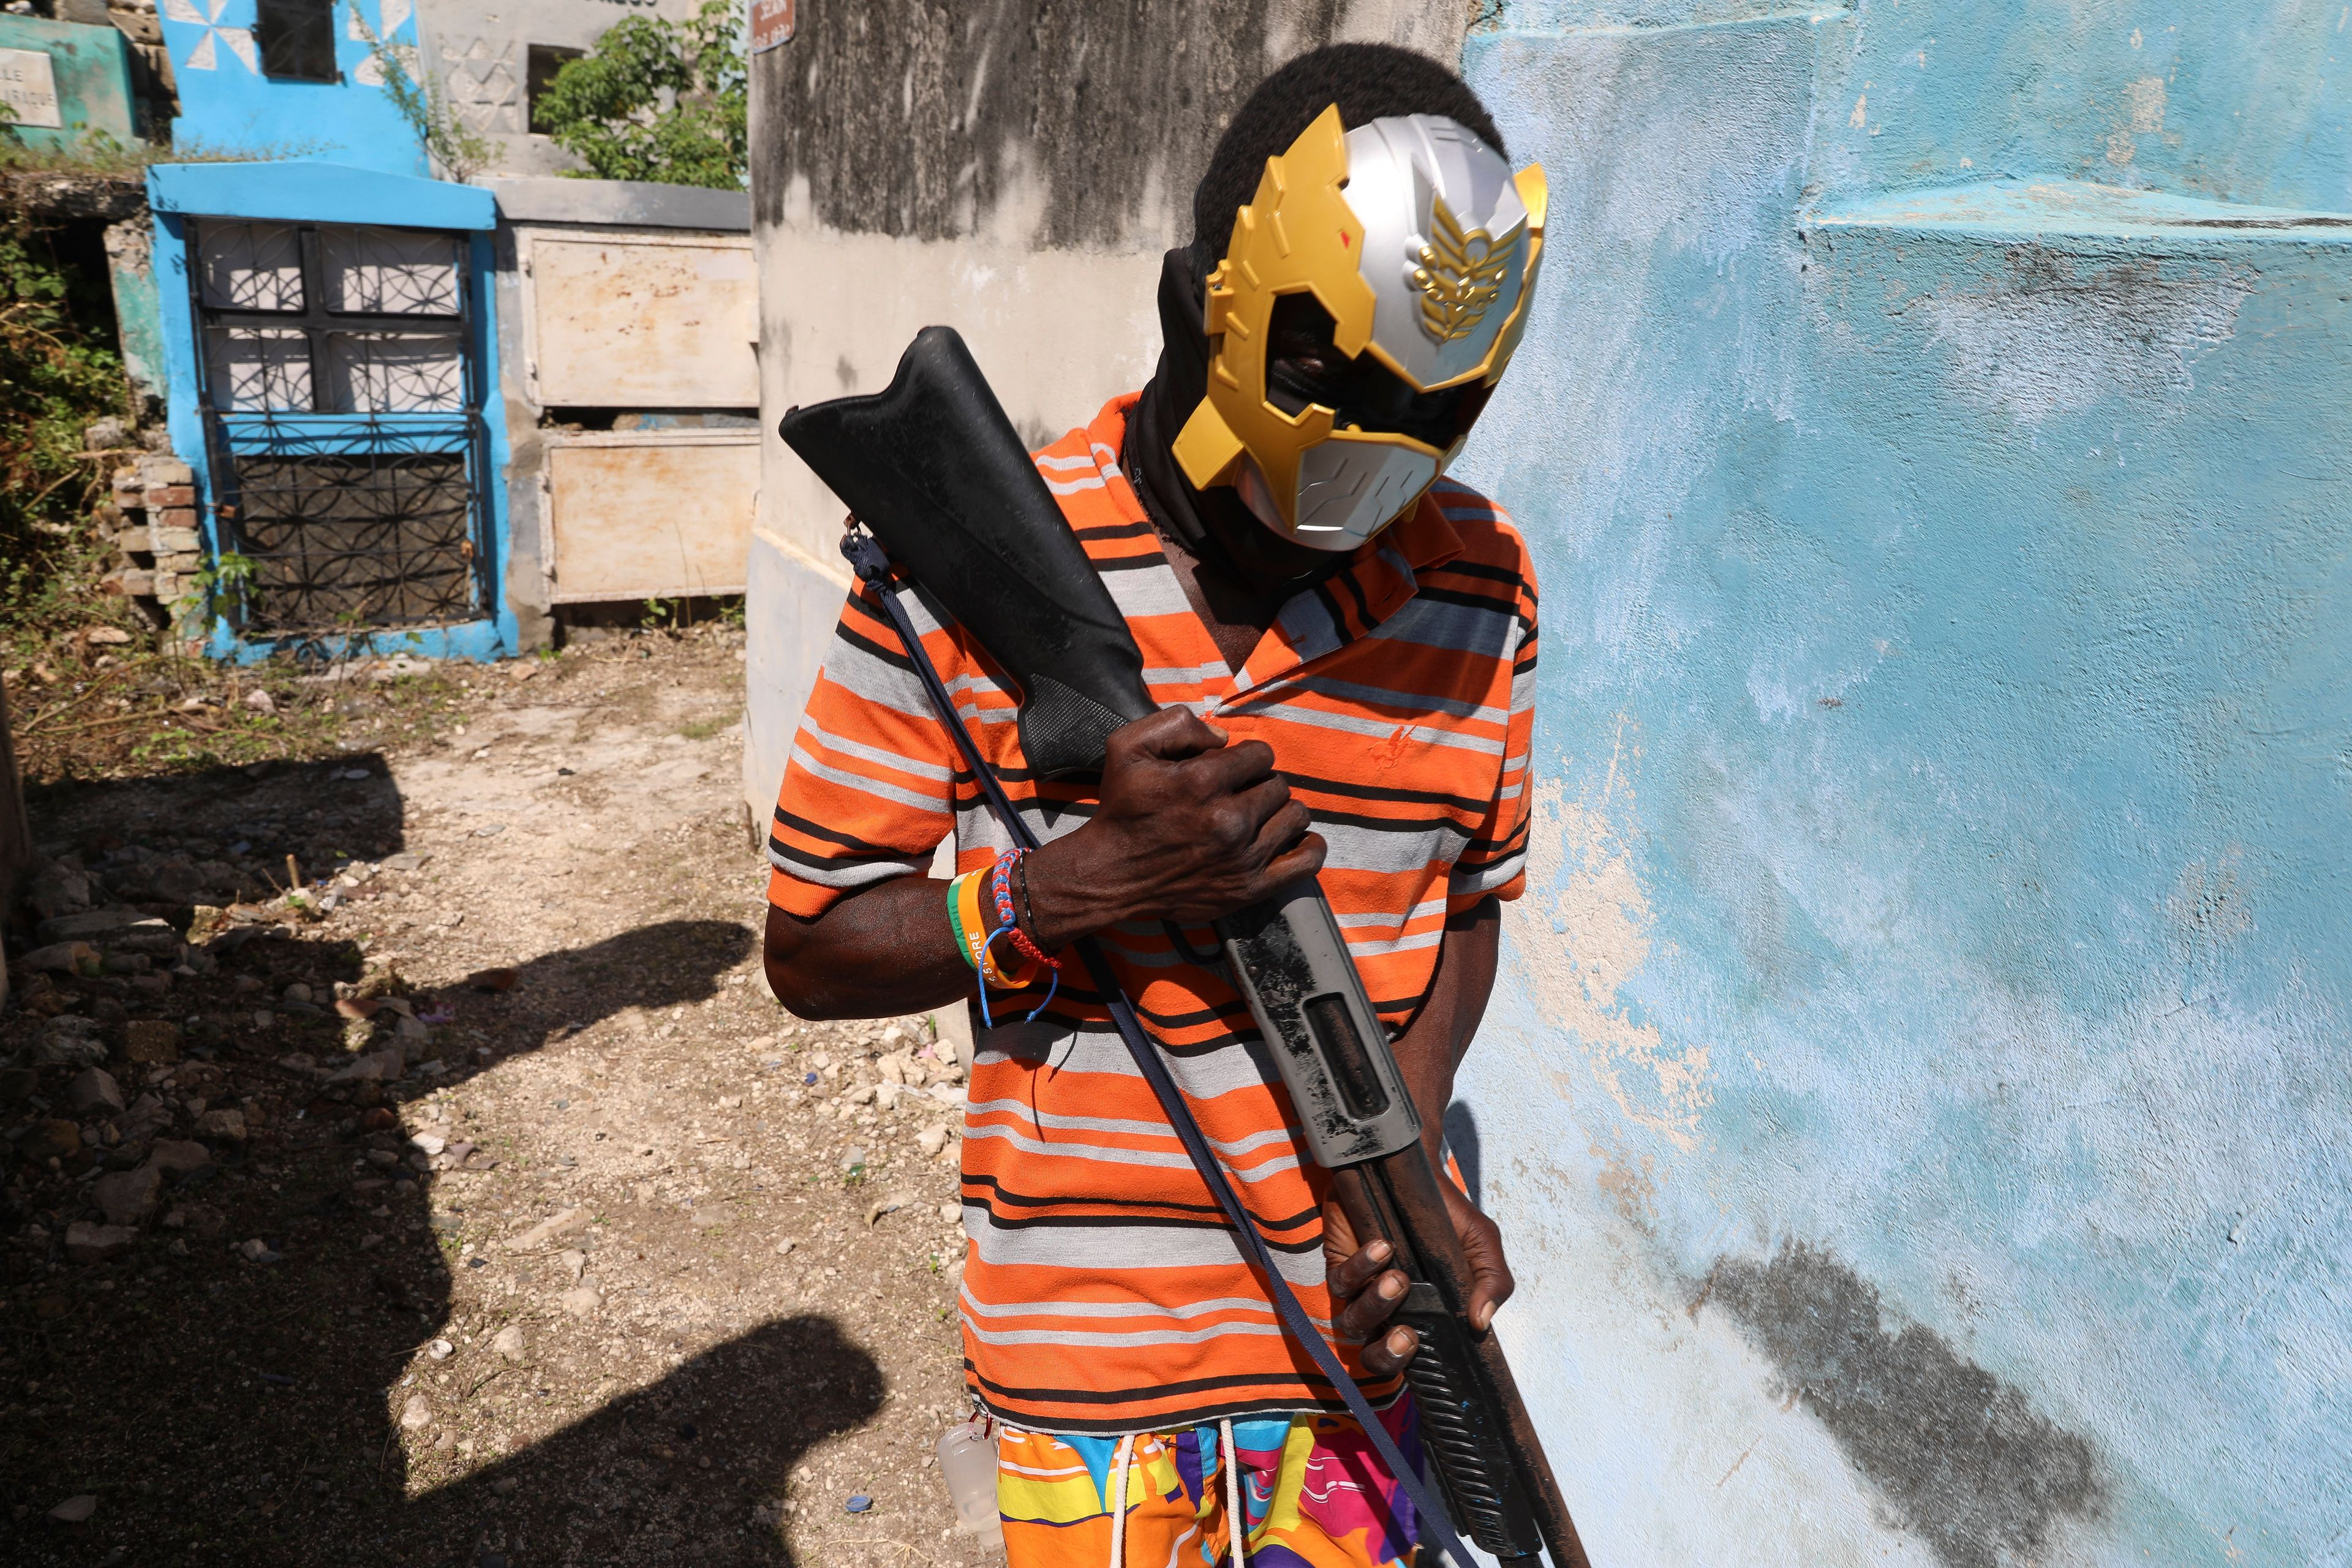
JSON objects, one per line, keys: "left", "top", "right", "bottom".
{"left": 989, "top": 849, "right": 1060, "bottom": 971}
{"left": 987, "top": 849, "right": 1060, "bottom": 1022}
{"left": 1016, "top": 858, "right": 1050, "bottom": 956}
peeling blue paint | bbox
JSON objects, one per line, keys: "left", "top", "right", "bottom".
{"left": 0, "top": 14, "right": 136, "bottom": 149}
{"left": 1455, "top": 5, "right": 2352, "bottom": 1564}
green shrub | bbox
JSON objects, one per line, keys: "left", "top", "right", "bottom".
{"left": 535, "top": 0, "right": 747, "bottom": 189}
{"left": 0, "top": 214, "right": 134, "bottom": 654}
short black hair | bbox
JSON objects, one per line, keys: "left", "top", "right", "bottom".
{"left": 1191, "top": 43, "right": 1507, "bottom": 265}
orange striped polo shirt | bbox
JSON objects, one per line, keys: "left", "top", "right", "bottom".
{"left": 767, "top": 393, "right": 1537, "bottom": 1434}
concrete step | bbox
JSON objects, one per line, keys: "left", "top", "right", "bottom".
{"left": 1812, "top": 176, "right": 2352, "bottom": 247}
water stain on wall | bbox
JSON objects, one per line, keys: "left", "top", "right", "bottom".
{"left": 750, "top": 1, "right": 1460, "bottom": 249}
{"left": 1904, "top": 246, "right": 2255, "bottom": 423}
{"left": 1703, "top": 1240, "right": 2106, "bottom": 1568}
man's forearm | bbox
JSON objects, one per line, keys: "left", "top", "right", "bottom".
{"left": 1389, "top": 899, "right": 1501, "bottom": 1162}
{"left": 763, "top": 879, "right": 973, "bottom": 1020}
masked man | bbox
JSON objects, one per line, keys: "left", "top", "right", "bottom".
{"left": 764, "top": 43, "right": 1544, "bottom": 1568}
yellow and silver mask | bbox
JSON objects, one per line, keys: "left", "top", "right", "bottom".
{"left": 1174, "top": 105, "right": 1547, "bottom": 551}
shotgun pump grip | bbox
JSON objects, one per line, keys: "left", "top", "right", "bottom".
{"left": 1396, "top": 1284, "right": 1547, "bottom": 1558}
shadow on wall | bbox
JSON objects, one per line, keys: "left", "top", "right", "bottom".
{"left": 1702, "top": 1242, "right": 2108, "bottom": 1568}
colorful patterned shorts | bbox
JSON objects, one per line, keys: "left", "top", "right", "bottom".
{"left": 996, "top": 1400, "right": 1427, "bottom": 1568}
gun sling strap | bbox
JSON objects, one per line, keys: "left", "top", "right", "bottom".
{"left": 842, "top": 527, "right": 1486, "bottom": 1568}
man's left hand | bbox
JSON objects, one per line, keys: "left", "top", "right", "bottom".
{"left": 1323, "top": 1179, "right": 1515, "bottom": 1376}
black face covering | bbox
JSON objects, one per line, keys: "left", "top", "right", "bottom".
{"left": 1127, "top": 247, "right": 1352, "bottom": 592}
{"left": 1126, "top": 247, "right": 1226, "bottom": 567}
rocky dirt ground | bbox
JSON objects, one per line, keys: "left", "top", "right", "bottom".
{"left": 1, "top": 628, "right": 990, "bottom": 1566}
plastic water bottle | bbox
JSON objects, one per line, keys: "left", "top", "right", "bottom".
{"left": 936, "top": 1419, "right": 1004, "bottom": 1548}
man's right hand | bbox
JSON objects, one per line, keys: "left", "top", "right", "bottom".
{"left": 1022, "top": 707, "right": 1325, "bottom": 948}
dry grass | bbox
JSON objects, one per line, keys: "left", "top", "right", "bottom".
{"left": 3, "top": 628, "right": 483, "bottom": 793}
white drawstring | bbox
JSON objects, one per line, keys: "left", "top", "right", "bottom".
{"left": 1107, "top": 1433, "right": 1136, "bottom": 1568}
{"left": 1220, "top": 1419, "right": 1247, "bottom": 1568}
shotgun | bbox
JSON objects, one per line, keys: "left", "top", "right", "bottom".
{"left": 780, "top": 326, "right": 1589, "bottom": 1568}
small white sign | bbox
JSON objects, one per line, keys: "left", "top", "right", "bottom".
{"left": 0, "top": 47, "right": 62, "bottom": 132}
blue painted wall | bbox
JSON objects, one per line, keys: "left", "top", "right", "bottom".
{"left": 160, "top": 0, "right": 425, "bottom": 173}
{"left": 1450, "top": 6, "right": 2351, "bottom": 1565}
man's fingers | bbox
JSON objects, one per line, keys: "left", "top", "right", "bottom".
{"left": 1468, "top": 1248, "right": 1517, "bottom": 1331}
{"left": 1184, "top": 736, "right": 1279, "bottom": 796}
{"left": 1112, "top": 706, "right": 1229, "bottom": 763}
{"left": 1450, "top": 1194, "right": 1517, "bottom": 1332}
{"left": 1333, "top": 1267, "right": 1411, "bottom": 1341}
{"left": 1327, "top": 1238, "right": 1393, "bottom": 1297}
{"left": 1258, "top": 832, "right": 1329, "bottom": 889}
{"left": 1225, "top": 777, "right": 1303, "bottom": 844}
{"left": 1360, "top": 1325, "right": 1420, "bottom": 1377}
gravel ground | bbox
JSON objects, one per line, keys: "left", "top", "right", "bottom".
{"left": 1, "top": 630, "right": 987, "bottom": 1566}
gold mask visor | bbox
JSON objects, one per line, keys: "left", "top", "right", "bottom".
{"left": 1174, "top": 106, "right": 1547, "bottom": 551}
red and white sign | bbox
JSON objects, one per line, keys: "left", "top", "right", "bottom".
{"left": 751, "top": 0, "right": 797, "bottom": 54}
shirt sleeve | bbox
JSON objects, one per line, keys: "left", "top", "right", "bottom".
{"left": 1446, "top": 560, "right": 1537, "bottom": 911}
{"left": 766, "top": 581, "right": 961, "bottom": 919}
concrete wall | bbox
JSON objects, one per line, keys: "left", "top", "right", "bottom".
{"left": 416, "top": 0, "right": 714, "bottom": 178}
{"left": 742, "top": 0, "right": 1470, "bottom": 824}
{"left": 0, "top": 13, "right": 136, "bottom": 147}
{"left": 1449, "top": 4, "right": 2352, "bottom": 1564}
{"left": 101, "top": 211, "right": 167, "bottom": 409}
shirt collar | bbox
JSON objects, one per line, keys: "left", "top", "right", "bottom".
{"left": 1092, "top": 393, "right": 1464, "bottom": 692}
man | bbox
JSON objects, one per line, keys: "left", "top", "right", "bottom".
{"left": 764, "top": 43, "right": 1543, "bottom": 1568}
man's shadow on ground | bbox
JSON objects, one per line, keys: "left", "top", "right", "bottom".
{"left": 9, "top": 883, "right": 878, "bottom": 1564}
{"left": 386, "top": 1314, "right": 884, "bottom": 1566}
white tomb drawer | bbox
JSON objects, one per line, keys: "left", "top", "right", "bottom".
{"left": 518, "top": 228, "right": 759, "bottom": 410}
{"left": 542, "top": 429, "right": 759, "bottom": 604}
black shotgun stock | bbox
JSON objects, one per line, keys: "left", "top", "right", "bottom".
{"left": 781, "top": 327, "right": 1589, "bottom": 1568}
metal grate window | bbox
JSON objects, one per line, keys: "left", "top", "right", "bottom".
{"left": 197, "top": 222, "right": 465, "bottom": 415}
{"left": 191, "top": 219, "right": 488, "bottom": 637}
{"left": 225, "top": 448, "right": 477, "bottom": 633}
{"left": 255, "top": 0, "right": 339, "bottom": 83}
